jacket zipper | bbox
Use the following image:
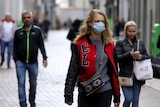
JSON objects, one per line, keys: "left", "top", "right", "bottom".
{"left": 26, "top": 30, "right": 30, "bottom": 63}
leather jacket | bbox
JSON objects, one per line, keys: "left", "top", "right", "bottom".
{"left": 13, "top": 25, "right": 47, "bottom": 63}
{"left": 115, "top": 37, "right": 150, "bottom": 84}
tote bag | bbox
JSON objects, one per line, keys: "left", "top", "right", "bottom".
{"left": 134, "top": 40, "right": 153, "bottom": 80}
{"left": 134, "top": 58, "right": 153, "bottom": 80}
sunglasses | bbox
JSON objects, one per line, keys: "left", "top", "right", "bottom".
{"left": 23, "top": 16, "right": 31, "bottom": 19}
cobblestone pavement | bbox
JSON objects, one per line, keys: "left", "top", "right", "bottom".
{"left": 0, "top": 30, "right": 160, "bottom": 107}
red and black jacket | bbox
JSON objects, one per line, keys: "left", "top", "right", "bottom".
{"left": 64, "top": 36, "right": 120, "bottom": 103}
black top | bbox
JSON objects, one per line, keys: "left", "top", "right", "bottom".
{"left": 13, "top": 25, "right": 47, "bottom": 63}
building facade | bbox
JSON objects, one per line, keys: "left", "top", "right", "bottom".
{"left": 127, "top": 0, "right": 160, "bottom": 54}
{"left": 1, "top": 0, "right": 160, "bottom": 54}
{"left": 104, "top": 0, "right": 160, "bottom": 54}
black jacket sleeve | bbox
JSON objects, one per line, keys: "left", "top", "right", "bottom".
{"left": 139, "top": 40, "right": 150, "bottom": 60}
{"left": 64, "top": 43, "right": 79, "bottom": 103}
{"left": 38, "top": 29, "right": 47, "bottom": 60}
{"left": 115, "top": 40, "right": 133, "bottom": 62}
{"left": 13, "top": 30, "right": 18, "bottom": 62}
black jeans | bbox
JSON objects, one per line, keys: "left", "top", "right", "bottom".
{"left": 78, "top": 90, "right": 112, "bottom": 107}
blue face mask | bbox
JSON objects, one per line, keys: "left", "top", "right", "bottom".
{"left": 92, "top": 22, "right": 105, "bottom": 33}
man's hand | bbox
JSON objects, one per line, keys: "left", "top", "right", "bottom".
{"left": 66, "top": 101, "right": 73, "bottom": 105}
{"left": 43, "top": 60, "right": 48, "bottom": 68}
{"left": 114, "top": 102, "right": 120, "bottom": 107}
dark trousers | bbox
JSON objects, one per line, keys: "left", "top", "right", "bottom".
{"left": 78, "top": 90, "right": 112, "bottom": 107}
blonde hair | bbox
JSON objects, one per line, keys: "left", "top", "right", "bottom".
{"left": 73, "top": 9, "right": 114, "bottom": 44}
{"left": 124, "top": 20, "right": 137, "bottom": 33}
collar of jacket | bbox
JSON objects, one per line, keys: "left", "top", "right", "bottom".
{"left": 124, "top": 36, "right": 137, "bottom": 42}
{"left": 21, "top": 25, "right": 36, "bottom": 32}
{"left": 86, "top": 35, "right": 116, "bottom": 72}
{"left": 1, "top": 18, "right": 15, "bottom": 23}
{"left": 124, "top": 36, "right": 138, "bottom": 46}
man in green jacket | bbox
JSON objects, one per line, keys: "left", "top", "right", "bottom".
{"left": 13, "top": 10, "right": 48, "bottom": 107}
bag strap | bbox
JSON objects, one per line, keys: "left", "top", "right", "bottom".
{"left": 99, "top": 43, "right": 105, "bottom": 74}
{"left": 134, "top": 39, "right": 140, "bottom": 62}
{"left": 132, "top": 39, "right": 140, "bottom": 78}
{"left": 137, "top": 39, "right": 140, "bottom": 51}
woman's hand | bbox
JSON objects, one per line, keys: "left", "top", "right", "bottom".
{"left": 130, "top": 51, "right": 142, "bottom": 60}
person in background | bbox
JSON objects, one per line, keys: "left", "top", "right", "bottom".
{"left": 64, "top": 9, "right": 120, "bottom": 107}
{"left": 0, "top": 12, "right": 17, "bottom": 68}
{"left": 66, "top": 19, "right": 82, "bottom": 42}
{"left": 115, "top": 21, "right": 149, "bottom": 107}
{"left": 66, "top": 19, "right": 82, "bottom": 50}
{"left": 114, "top": 17, "right": 125, "bottom": 39}
{"left": 13, "top": 10, "right": 48, "bottom": 107}
{"left": 118, "top": 17, "right": 125, "bottom": 37}
{"left": 18, "top": 20, "right": 24, "bottom": 27}
{"left": 40, "top": 13, "right": 50, "bottom": 40}
{"left": 55, "top": 15, "right": 61, "bottom": 30}
{"left": 33, "top": 11, "right": 40, "bottom": 26}
{"left": 114, "top": 18, "right": 120, "bottom": 39}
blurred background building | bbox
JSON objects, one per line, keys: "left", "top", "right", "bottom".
{"left": 0, "top": 0, "right": 160, "bottom": 54}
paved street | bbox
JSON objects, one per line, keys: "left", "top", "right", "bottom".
{"left": 0, "top": 30, "right": 160, "bottom": 107}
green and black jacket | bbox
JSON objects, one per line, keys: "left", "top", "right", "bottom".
{"left": 13, "top": 25, "right": 47, "bottom": 63}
